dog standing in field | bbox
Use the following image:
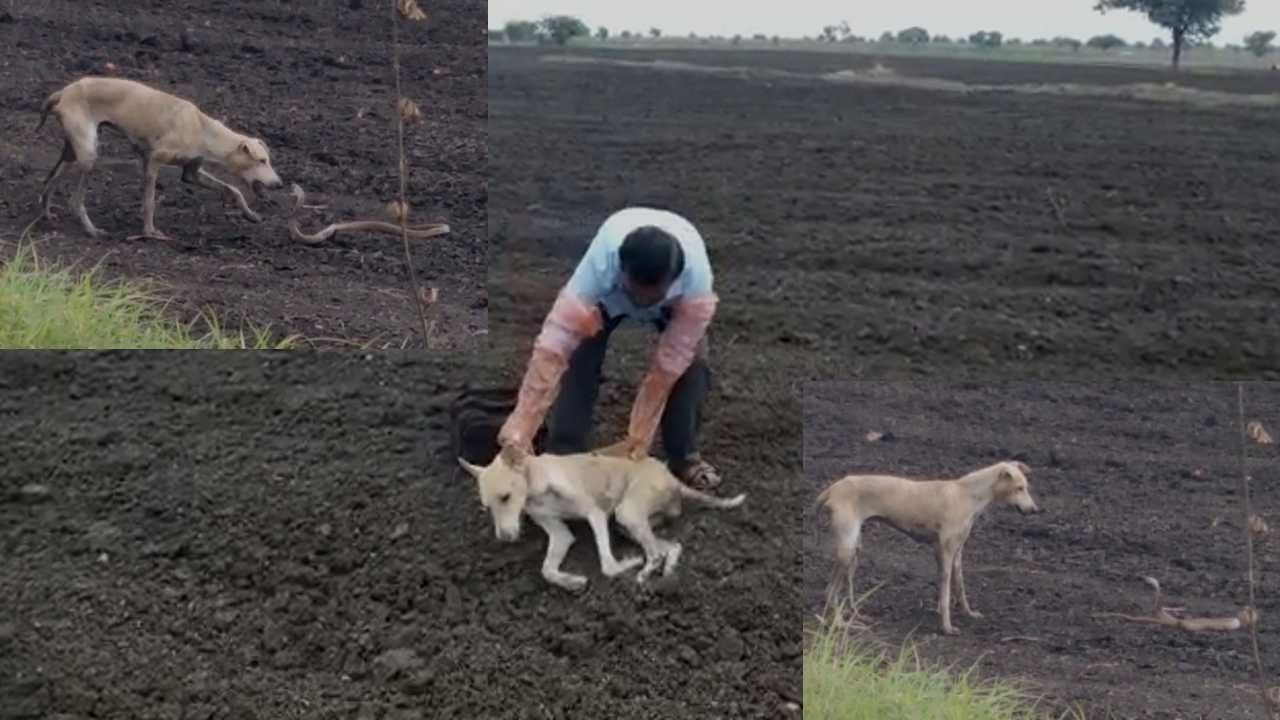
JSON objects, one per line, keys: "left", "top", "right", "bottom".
{"left": 817, "top": 461, "right": 1042, "bottom": 635}
{"left": 457, "top": 447, "right": 746, "bottom": 591}
{"left": 34, "top": 76, "right": 283, "bottom": 240}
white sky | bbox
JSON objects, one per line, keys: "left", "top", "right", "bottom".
{"left": 490, "top": 0, "right": 1280, "bottom": 44}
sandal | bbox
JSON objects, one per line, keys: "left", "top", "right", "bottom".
{"left": 678, "top": 456, "right": 722, "bottom": 490}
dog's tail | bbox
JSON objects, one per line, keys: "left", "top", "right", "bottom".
{"left": 36, "top": 89, "right": 63, "bottom": 133}
{"left": 815, "top": 483, "right": 833, "bottom": 511}
{"left": 818, "top": 481, "right": 863, "bottom": 566}
{"left": 813, "top": 481, "right": 842, "bottom": 517}
{"left": 677, "top": 482, "right": 745, "bottom": 510}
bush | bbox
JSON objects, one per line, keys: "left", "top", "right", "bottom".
{"left": 968, "top": 30, "right": 1003, "bottom": 48}
{"left": 539, "top": 15, "right": 589, "bottom": 46}
{"left": 1086, "top": 33, "right": 1128, "bottom": 50}
{"left": 503, "top": 19, "right": 538, "bottom": 43}
{"left": 1244, "top": 30, "right": 1277, "bottom": 57}
{"left": 1052, "top": 36, "right": 1083, "bottom": 51}
{"left": 897, "top": 26, "right": 930, "bottom": 44}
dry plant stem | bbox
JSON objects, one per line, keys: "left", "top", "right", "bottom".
{"left": 1237, "top": 384, "right": 1269, "bottom": 716}
{"left": 1047, "top": 188, "right": 1068, "bottom": 229}
{"left": 390, "top": 0, "right": 432, "bottom": 346}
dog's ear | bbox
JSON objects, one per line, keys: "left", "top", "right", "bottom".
{"left": 457, "top": 457, "right": 484, "bottom": 480}
{"left": 1011, "top": 461, "right": 1031, "bottom": 476}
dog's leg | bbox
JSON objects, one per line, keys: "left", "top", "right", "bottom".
{"left": 953, "top": 544, "right": 983, "bottom": 619}
{"left": 661, "top": 541, "right": 682, "bottom": 576}
{"left": 826, "top": 511, "right": 862, "bottom": 612}
{"left": 184, "top": 164, "right": 261, "bottom": 223}
{"left": 615, "top": 503, "right": 679, "bottom": 583}
{"left": 585, "top": 509, "right": 642, "bottom": 578}
{"left": 70, "top": 168, "right": 104, "bottom": 239}
{"left": 137, "top": 155, "right": 171, "bottom": 240}
{"left": 935, "top": 540, "right": 961, "bottom": 635}
{"left": 39, "top": 140, "right": 75, "bottom": 220}
{"left": 67, "top": 120, "right": 104, "bottom": 238}
{"left": 531, "top": 515, "right": 587, "bottom": 592}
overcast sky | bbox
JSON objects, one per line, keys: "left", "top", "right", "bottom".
{"left": 490, "top": 1, "right": 1280, "bottom": 44}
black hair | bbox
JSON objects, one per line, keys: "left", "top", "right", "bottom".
{"left": 619, "top": 226, "right": 685, "bottom": 286}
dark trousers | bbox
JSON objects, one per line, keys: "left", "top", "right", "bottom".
{"left": 545, "top": 308, "right": 710, "bottom": 474}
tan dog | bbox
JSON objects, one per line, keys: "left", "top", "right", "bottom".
{"left": 35, "top": 76, "right": 284, "bottom": 239}
{"left": 817, "top": 461, "right": 1042, "bottom": 635}
{"left": 458, "top": 447, "right": 746, "bottom": 591}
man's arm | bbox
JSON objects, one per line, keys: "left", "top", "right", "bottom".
{"left": 496, "top": 289, "right": 603, "bottom": 451}
{"left": 497, "top": 230, "right": 615, "bottom": 450}
{"left": 623, "top": 292, "right": 718, "bottom": 457}
{"left": 620, "top": 228, "right": 716, "bottom": 457}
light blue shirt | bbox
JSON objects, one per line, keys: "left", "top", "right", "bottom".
{"left": 564, "top": 207, "right": 713, "bottom": 327}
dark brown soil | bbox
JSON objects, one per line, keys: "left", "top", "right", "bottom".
{"left": 488, "top": 46, "right": 1280, "bottom": 380}
{"left": 805, "top": 382, "right": 1280, "bottom": 720}
{"left": 488, "top": 44, "right": 1280, "bottom": 719}
{"left": 0, "top": 352, "right": 800, "bottom": 719}
{"left": 0, "top": 0, "right": 485, "bottom": 349}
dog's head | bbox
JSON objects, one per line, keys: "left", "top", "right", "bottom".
{"left": 225, "top": 137, "right": 283, "bottom": 194}
{"left": 457, "top": 446, "right": 534, "bottom": 542}
{"left": 992, "top": 461, "right": 1041, "bottom": 515}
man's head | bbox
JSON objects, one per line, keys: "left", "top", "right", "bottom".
{"left": 458, "top": 446, "right": 532, "bottom": 542}
{"left": 619, "top": 225, "right": 684, "bottom": 307}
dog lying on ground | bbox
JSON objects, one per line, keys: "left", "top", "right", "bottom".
{"left": 457, "top": 447, "right": 746, "bottom": 591}
{"left": 35, "top": 76, "right": 283, "bottom": 240}
{"left": 817, "top": 461, "right": 1042, "bottom": 635}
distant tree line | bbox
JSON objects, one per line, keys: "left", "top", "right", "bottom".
{"left": 488, "top": 7, "right": 1278, "bottom": 68}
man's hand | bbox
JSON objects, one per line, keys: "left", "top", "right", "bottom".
{"left": 499, "top": 442, "right": 530, "bottom": 469}
{"left": 592, "top": 437, "right": 648, "bottom": 461}
{"left": 497, "top": 427, "right": 533, "bottom": 460}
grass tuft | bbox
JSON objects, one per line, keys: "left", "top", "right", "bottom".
{"left": 0, "top": 242, "right": 297, "bottom": 349}
{"left": 805, "top": 594, "right": 1085, "bottom": 720}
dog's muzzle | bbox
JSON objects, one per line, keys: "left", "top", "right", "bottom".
{"left": 496, "top": 528, "right": 519, "bottom": 543}
{"left": 252, "top": 179, "right": 283, "bottom": 196}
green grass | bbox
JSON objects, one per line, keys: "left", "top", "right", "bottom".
{"left": 0, "top": 243, "right": 296, "bottom": 349}
{"left": 804, "top": 609, "right": 1083, "bottom": 720}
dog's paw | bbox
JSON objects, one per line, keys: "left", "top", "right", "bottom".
{"left": 244, "top": 209, "right": 263, "bottom": 223}
{"left": 964, "top": 609, "right": 984, "bottom": 619}
{"left": 940, "top": 625, "right": 960, "bottom": 636}
{"left": 554, "top": 574, "right": 589, "bottom": 592}
{"left": 662, "top": 543, "right": 683, "bottom": 576}
{"left": 636, "top": 564, "right": 658, "bottom": 584}
{"left": 604, "top": 556, "right": 643, "bottom": 577}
